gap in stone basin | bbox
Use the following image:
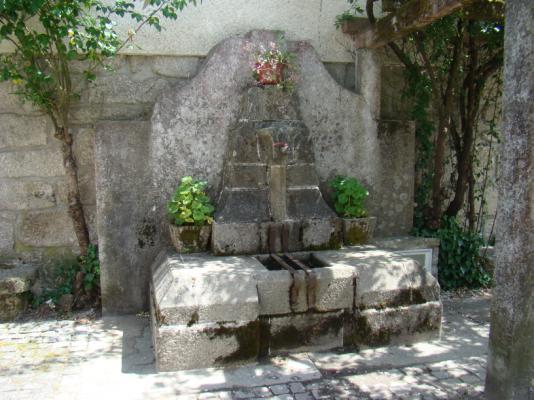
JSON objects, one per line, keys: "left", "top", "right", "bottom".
{"left": 256, "top": 253, "right": 330, "bottom": 271}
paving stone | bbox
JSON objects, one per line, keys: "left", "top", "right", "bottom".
{"left": 294, "top": 393, "right": 314, "bottom": 400}
{"left": 289, "top": 382, "right": 306, "bottom": 393}
{"left": 270, "top": 384, "right": 290, "bottom": 395}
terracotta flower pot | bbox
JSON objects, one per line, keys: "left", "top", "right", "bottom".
{"left": 342, "top": 216, "right": 377, "bottom": 245}
{"left": 256, "top": 62, "right": 286, "bottom": 85}
{"left": 169, "top": 224, "right": 211, "bottom": 253}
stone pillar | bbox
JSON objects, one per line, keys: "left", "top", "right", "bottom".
{"left": 485, "top": 1, "right": 534, "bottom": 399}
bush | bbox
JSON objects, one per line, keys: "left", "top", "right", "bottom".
{"left": 330, "top": 176, "right": 369, "bottom": 218}
{"left": 437, "top": 217, "right": 491, "bottom": 290}
{"left": 167, "top": 176, "right": 215, "bottom": 226}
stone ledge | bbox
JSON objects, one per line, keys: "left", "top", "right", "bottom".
{"left": 0, "top": 263, "right": 38, "bottom": 295}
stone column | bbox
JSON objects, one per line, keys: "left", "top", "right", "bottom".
{"left": 485, "top": 1, "right": 534, "bottom": 399}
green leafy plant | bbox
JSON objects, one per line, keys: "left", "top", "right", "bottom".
{"left": 334, "top": 1, "right": 364, "bottom": 29}
{"left": 31, "top": 244, "right": 101, "bottom": 308}
{"left": 167, "top": 176, "right": 215, "bottom": 226}
{"left": 79, "top": 244, "right": 100, "bottom": 293}
{"left": 330, "top": 176, "right": 369, "bottom": 218}
{"left": 436, "top": 217, "right": 491, "bottom": 290}
{"left": 0, "top": 0, "right": 199, "bottom": 256}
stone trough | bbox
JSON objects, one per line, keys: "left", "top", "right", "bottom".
{"left": 150, "top": 249, "right": 441, "bottom": 371}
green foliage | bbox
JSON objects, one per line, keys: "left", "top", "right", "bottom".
{"left": 0, "top": 0, "right": 198, "bottom": 115}
{"left": 79, "top": 243, "right": 100, "bottom": 293}
{"left": 436, "top": 217, "right": 491, "bottom": 290}
{"left": 167, "top": 176, "right": 215, "bottom": 226}
{"left": 32, "top": 244, "right": 101, "bottom": 308}
{"left": 330, "top": 176, "right": 369, "bottom": 218}
{"left": 334, "top": 1, "right": 364, "bottom": 29}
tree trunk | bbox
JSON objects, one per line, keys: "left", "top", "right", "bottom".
{"left": 56, "top": 126, "right": 90, "bottom": 256}
{"left": 429, "top": 114, "right": 448, "bottom": 228}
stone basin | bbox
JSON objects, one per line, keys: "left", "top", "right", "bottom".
{"left": 150, "top": 248, "right": 442, "bottom": 371}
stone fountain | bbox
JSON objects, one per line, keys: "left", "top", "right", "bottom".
{"left": 149, "top": 84, "right": 441, "bottom": 372}
{"left": 93, "top": 30, "right": 442, "bottom": 372}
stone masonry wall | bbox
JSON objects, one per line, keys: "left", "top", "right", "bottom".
{"left": 0, "top": 54, "right": 360, "bottom": 266}
{"left": 0, "top": 55, "right": 203, "bottom": 265}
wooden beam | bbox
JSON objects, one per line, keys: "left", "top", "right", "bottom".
{"left": 354, "top": 0, "right": 471, "bottom": 49}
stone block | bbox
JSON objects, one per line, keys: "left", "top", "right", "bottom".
{"left": 287, "top": 189, "right": 337, "bottom": 219}
{"left": 256, "top": 269, "right": 308, "bottom": 315}
{"left": 0, "top": 212, "right": 15, "bottom": 253}
{"left": 301, "top": 218, "right": 342, "bottom": 250}
{"left": 225, "top": 164, "right": 268, "bottom": 188}
{"left": 0, "top": 82, "right": 39, "bottom": 113}
{"left": 153, "top": 320, "right": 260, "bottom": 371}
{"left": 313, "top": 265, "right": 355, "bottom": 312}
{"left": 345, "top": 302, "right": 442, "bottom": 348}
{"left": 215, "top": 189, "right": 270, "bottom": 223}
{"left": 0, "top": 180, "right": 57, "bottom": 211}
{"left": 151, "top": 253, "right": 264, "bottom": 325}
{"left": 17, "top": 210, "right": 77, "bottom": 247}
{"left": 286, "top": 164, "right": 319, "bottom": 187}
{"left": 211, "top": 222, "right": 261, "bottom": 255}
{"left": 0, "top": 114, "right": 50, "bottom": 149}
{"left": 265, "top": 311, "right": 344, "bottom": 354}
{"left": 0, "top": 293, "right": 29, "bottom": 321}
{"left": 95, "top": 121, "right": 156, "bottom": 314}
{"left": 258, "top": 221, "right": 302, "bottom": 253}
{"left": 0, "top": 149, "right": 64, "bottom": 178}
{"left": 151, "top": 56, "right": 201, "bottom": 78}
{"left": 320, "top": 249, "right": 440, "bottom": 309}
{"left": 238, "top": 87, "right": 300, "bottom": 121}
{"left": 0, "top": 264, "right": 38, "bottom": 295}
{"left": 86, "top": 74, "right": 170, "bottom": 105}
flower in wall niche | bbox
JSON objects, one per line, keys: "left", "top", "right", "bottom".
{"left": 251, "top": 36, "right": 296, "bottom": 91}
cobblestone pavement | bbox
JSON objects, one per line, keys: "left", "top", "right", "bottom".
{"left": 0, "top": 294, "right": 491, "bottom": 400}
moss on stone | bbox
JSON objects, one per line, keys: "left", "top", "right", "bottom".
{"left": 208, "top": 320, "right": 260, "bottom": 364}
{"left": 269, "top": 312, "right": 344, "bottom": 350}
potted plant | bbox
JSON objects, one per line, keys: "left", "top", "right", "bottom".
{"left": 330, "top": 176, "right": 376, "bottom": 245}
{"left": 334, "top": 3, "right": 370, "bottom": 35}
{"left": 251, "top": 38, "right": 296, "bottom": 90}
{"left": 167, "top": 176, "right": 215, "bottom": 253}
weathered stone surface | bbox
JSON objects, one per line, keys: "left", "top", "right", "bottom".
{"left": 86, "top": 74, "right": 173, "bottom": 105}
{"left": 342, "top": 217, "right": 377, "bottom": 245}
{"left": 17, "top": 210, "right": 77, "bottom": 247}
{"left": 151, "top": 56, "right": 201, "bottom": 78}
{"left": 0, "top": 264, "right": 38, "bottom": 295}
{"left": 301, "top": 218, "right": 342, "bottom": 250}
{"left": 256, "top": 269, "right": 293, "bottom": 315}
{"left": 0, "top": 212, "right": 15, "bottom": 254}
{"left": 151, "top": 253, "right": 264, "bottom": 324}
{"left": 95, "top": 31, "right": 418, "bottom": 312}
{"left": 0, "top": 82, "right": 39, "bottom": 113}
{"left": 485, "top": 1, "right": 534, "bottom": 398}
{"left": 313, "top": 265, "right": 355, "bottom": 312}
{"left": 345, "top": 302, "right": 442, "bottom": 348}
{"left": 375, "top": 120, "right": 415, "bottom": 235}
{"left": 168, "top": 224, "right": 211, "bottom": 253}
{"left": 153, "top": 320, "right": 260, "bottom": 371}
{"left": 211, "top": 222, "right": 261, "bottom": 255}
{"left": 372, "top": 236, "right": 440, "bottom": 277}
{"left": 72, "top": 127, "right": 96, "bottom": 206}
{"left": 266, "top": 311, "right": 344, "bottom": 354}
{"left": 0, "top": 114, "right": 50, "bottom": 149}
{"left": 0, "top": 149, "right": 64, "bottom": 178}
{"left": 95, "top": 121, "right": 156, "bottom": 314}
{"left": 0, "top": 293, "right": 28, "bottom": 321}
{"left": 0, "top": 180, "right": 57, "bottom": 211}
{"left": 320, "top": 250, "right": 440, "bottom": 309}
